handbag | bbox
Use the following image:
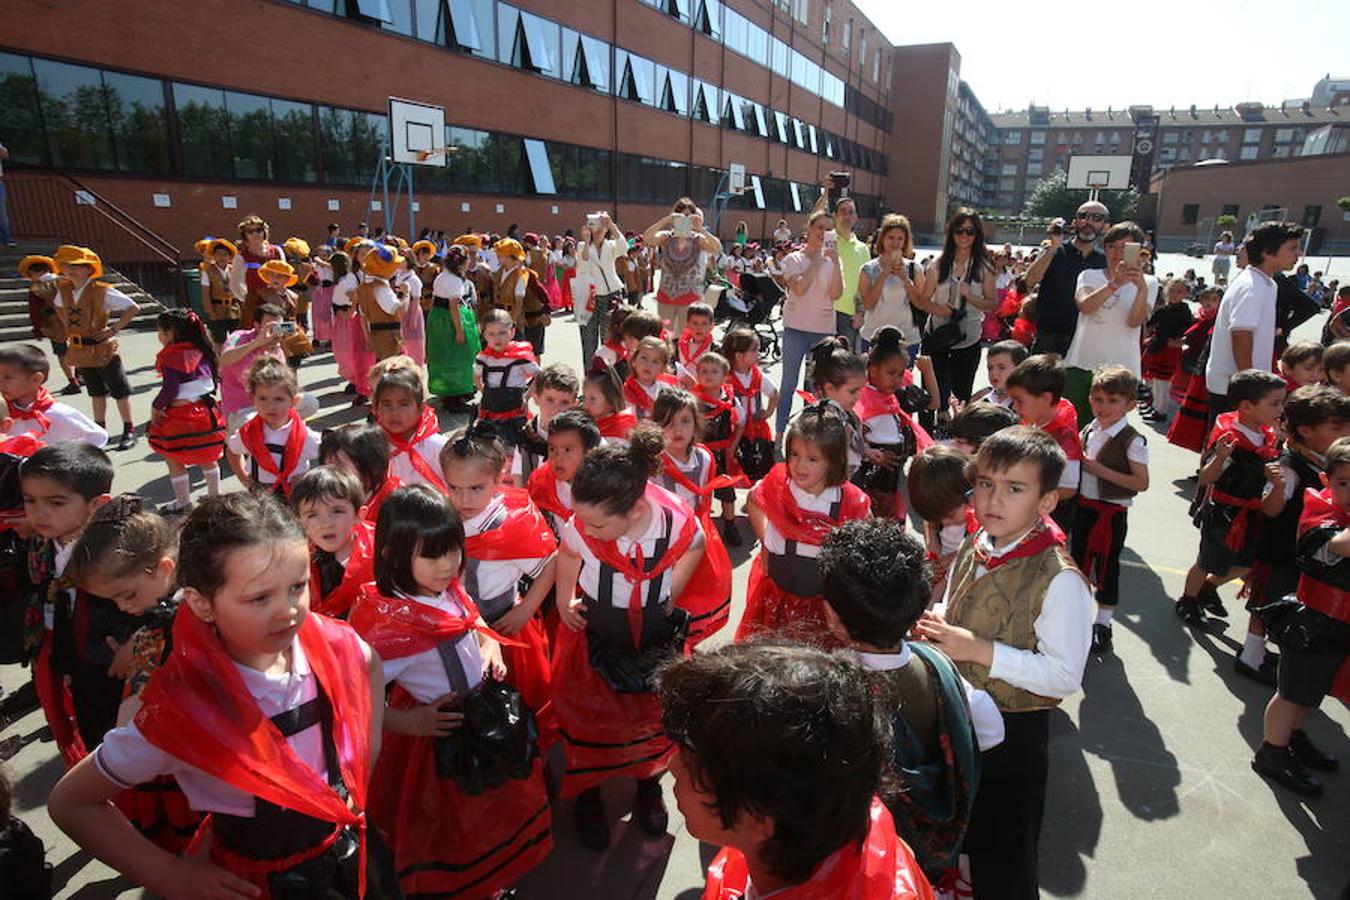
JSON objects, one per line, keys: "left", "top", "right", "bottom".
{"left": 433, "top": 677, "right": 539, "bottom": 794}
{"left": 586, "top": 606, "right": 690, "bottom": 694}
{"left": 923, "top": 296, "right": 967, "bottom": 354}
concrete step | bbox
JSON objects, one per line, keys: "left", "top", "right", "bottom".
{"left": 0, "top": 262, "right": 168, "bottom": 344}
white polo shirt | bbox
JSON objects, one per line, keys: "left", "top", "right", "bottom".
{"left": 1206, "top": 265, "right": 1277, "bottom": 395}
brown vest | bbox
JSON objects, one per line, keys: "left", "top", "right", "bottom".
{"left": 494, "top": 265, "right": 550, "bottom": 329}
{"left": 468, "top": 266, "right": 496, "bottom": 317}
{"left": 32, "top": 278, "right": 64, "bottom": 341}
{"left": 204, "top": 265, "right": 240, "bottom": 321}
{"left": 356, "top": 281, "right": 403, "bottom": 359}
{"left": 1083, "top": 423, "right": 1142, "bottom": 501}
{"left": 415, "top": 262, "right": 441, "bottom": 308}
{"left": 945, "top": 538, "right": 1085, "bottom": 712}
{"left": 59, "top": 280, "right": 118, "bottom": 368}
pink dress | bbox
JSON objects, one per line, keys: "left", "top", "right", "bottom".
{"left": 332, "top": 273, "right": 376, "bottom": 396}
{"left": 400, "top": 290, "right": 426, "bottom": 366}
{"left": 310, "top": 261, "right": 335, "bottom": 343}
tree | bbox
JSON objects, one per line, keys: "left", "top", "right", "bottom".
{"left": 1338, "top": 196, "right": 1350, "bottom": 213}
{"left": 1215, "top": 214, "right": 1238, "bottom": 232}
{"left": 1022, "top": 169, "right": 1140, "bottom": 222}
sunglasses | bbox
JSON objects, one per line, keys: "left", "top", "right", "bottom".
{"left": 953, "top": 226, "right": 978, "bottom": 236}
{"left": 1075, "top": 212, "right": 1107, "bottom": 222}
{"left": 246, "top": 226, "right": 266, "bottom": 234}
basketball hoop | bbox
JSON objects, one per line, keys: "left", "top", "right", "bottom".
{"left": 415, "top": 146, "right": 459, "bottom": 163}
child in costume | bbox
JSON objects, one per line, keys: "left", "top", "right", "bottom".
{"left": 820, "top": 519, "right": 1004, "bottom": 890}
{"left": 355, "top": 244, "right": 409, "bottom": 364}
{"left": 198, "top": 239, "right": 241, "bottom": 345}
{"left": 1005, "top": 354, "right": 1082, "bottom": 533}
{"left": 309, "top": 244, "right": 335, "bottom": 347}
{"left": 292, "top": 466, "right": 375, "bottom": 620}
{"left": 0, "top": 344, "right": 105, "bottom": 446}
{"left": 968, "top": 339, "right": 1026, "bottom": 409}
{"left": 19, "top": 253, "right": 81, "bottom": 394}
{"left": 552, "top": 425, "right": 706, "bottom": 850}
{"left": 476, "top": 309, "right": 540, "bottom": 447}
{"left": 372, "top": 367, "right": 448, "bottom": 493}
{"left": 1279, "top": 341, "right": 1324, "bottom": 393}
{"left": 427, "top": 245, "right": 480, "bottom": 409}
{"left": 855, "top": 327, "right": 933, "bottom": 520}
{"left": 690, "top": 352, "right": 745, "bottom": 545}
{"left": 329, "top": 249, "right": 376, "bottom": 403}
{"left": 592, "top": 303, "right": 634, "bottom": 378}
{"left": 652, "top": 389, "right": 734, "bottom": 644}
{"left": 492, "top": 238, "right": 551, "bottom": 355}
{"left": 1167, "top": 286, "right": 1221, "bottom": 453}
{"left": 1072, "top": 366, "right": 1151, "bottom": 656}
{"left": 675, "top": 302, "right": 717, "bottom": 386}
{"left": 50, "top": 491, "right": 389, "bottom": 899}
{"left": 948, "top": 402, "right": 1019, "bottom": 456}
{"left": 659, "top": 641, "right": 936, "bottom": 900}
{"left": 225, "top": 358, "right": 320, "bottom": 496}
{"left": 738, "top": 403, "right": 871, "bottom": 643}
{"left": 147, "top": 310, "right": 225, "bottom": 513}
{"left": 1140, "top": 279, "right": 1193, "bottom": 422}
{"left": 623, "top": 335, "right": 680, "bottom": 420}
{"left": 583, "top": 367, "right": 638, "bottom": 444}
{"left": 282, "top": 237, "right": 314, "bottom": 332}
{"left": 318, "top": 422, "right": 400, "bottom": 524}
{"left": 229, "top": 215, "right": 285, "bottom": 329}
{"left": 908, "top": 444, "right": 978, "bottom": 605}
{"left": 1327, "top": 341, "right": 1350, "bottom": 395}
{"left": 915, "top": 426, "right": 1092, "bottom": 900}
{"left": 804, "top": 336, "right": 867, "bottom": 476}
{"left": 724, "top": 326, "right": 778, "bottom": 484}
{"left": 528, "top": 409, "right": 600, "bottom": 537}
{"left": 350, "top": 485, "right": 551, "bottom": 898}
{"left": 511, "top": 363, "right": 579, "bottom": 487}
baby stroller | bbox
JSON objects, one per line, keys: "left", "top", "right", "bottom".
{"left": 709, "top": 271, "right": 783, "bottom": 364}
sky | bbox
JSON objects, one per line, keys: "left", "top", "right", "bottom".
{"left": 854, "top": 0, "right": 1350, "bottom": 113}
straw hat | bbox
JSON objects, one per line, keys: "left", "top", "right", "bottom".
{"left": 258, "top": 259, "right": 298, "bottom": 287}
{"left": 452, "top": 234, "right": 482, "bottom": 248}
{"left": 361, "top": 244, "right": 404, "bottom": 280}
{"left": 18, "top": 256, "right": 57, "bottom": 279}
{"left": 60, "top": 246, "right": 103, "bottom": 279}
{"left": 207, "top": 238, "right": 238, "bottom": 257}
{"left": 494, "top": 238, "right": 525, "bottom": 261}
{"left": 283, "top": 237, "right": 311, "bottom": 259}
{"left": 194, "top": 237, "right": 214, "bottom": 257}
{"left": 344, "top": 236, "right": 370, "bottom": 255}
{"left": 411, "top": 239, "right": 437, "bottom": 256}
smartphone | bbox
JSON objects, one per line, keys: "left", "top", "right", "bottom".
{"left": 827, "top": 171, "right": 851, "bottom": 210}
{"left": 823, "top": 229, "right": 837, "bottom": 251}
{"left": 672, "top": 213, "right": 692, "bottom": 238}
{"left": 275, "top": 321, "right": 297, "bottom": 336}
{"left": 586, "top": 214, "right": 601, "bottom": 231}
{"left": 1123, "top": 242, "right": 1141, "bottom": 268}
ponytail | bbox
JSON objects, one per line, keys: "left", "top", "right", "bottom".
{"left": 157, "top": 308, "right": 219, "bottom": 381}
{"left": 866, "top": 326, "right": 909, "bottom": 368}
{"left": 573, "top": 423, "right": 664, "bottom": 515}
{"left": 67, "top": 494, "right": 177, "bottom": 584}
{"left": 807, "top": 336, "right": 865, "bottom": 389}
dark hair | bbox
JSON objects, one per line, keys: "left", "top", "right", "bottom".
{"left": 721, "top": 326, "right": 758, "bottom": 359}
{"left": 685, "top": 302, "right": 714, "bottom": 323}
{"left": 548, "top": 408, "right": 602, "bottom": 450}
{"left": 374, "top": 485, "right": 465, "bottom": 597}
{"left": 807, "top": 336, "right": 865, "bottom": 389}
{"left": 0, "top": 343, "right": 50, "bottom": 377}
{"left": 606, "top": 304, "right": 636, "bottom": 343}
{"left": 255, "top": 302, "right": 285, "bottom": 322}
{"left": 248, "top": 356, "right": 298, "bottom": 396}
{"left": 290, "top": 465, "right": 365, "bottom": 513}
{"left": 985, "top": 339, "right": 1029, "bottom": 367}
{"left": 1283, "top": 384, "right": 1350, "bottom": 437}
{"left": 1281, "top": 340, "right": 1323, "bottom": 370}
{"left": 1102, "top": 221, "right": 1146, "bottom": 246}
{"left": 621, "top": 309, "right": 664, "bottom": 342}
{"left": 481, "top": 308, "right": 514, "bottom": 329}
{"left": 21, "top": 443, "right": 113, "bottom": 499}
{"left": 156, "top": 308, "right": 218, "bottom": 382}
{"left": 974, "top": 425, "right": 1065, "bottom": 496}
{"left": 950, "top": 402, "right": 1018, "bottom": 450}
{"left": 1324, "top": 341, "right": 1350, "bottom": 375}
{"left": 67, "top": 494, "right": 177, "bottom": 584}
{"left": 1228, "top": 368, "right": 1287, "bottom": 405}
{"left": 534, "top": 362, "right": 580, "bottom": 397}
{"left": 658, "top": 640, "right": 889, "bottom": 884}
{"left": 374, "top": 366, "right": 425, "bottom": 407}
{"left": 820, "top": 518, "right": 931, "bottom": 648}
{"left": 651, "top": 387, "right": 703, "bottom": 439}
{"left": 938, "top": 207, "right": 989, "bottom": 284}
{"left": 1090, "top": 364, "right": 1139, "bottom": 399}
{"left": 440, "top": 421, "right": 509, "bottom": 474}
{"left": 572, "top": 423, "right": 664, "bottom": 514}
{"left": 907, "top": 444, "right": 973, "bottom": 521}
{"left": 178, "top": 492, "right": 304, "bottom": 598}
{"left": 318, "top": 423, "right": 391, "bottom": 497}
{"left": 1006, "top": 353, "right": 1065, "bottom": 400}
{"left": 865, "top": 326, "right": 909, "bottom": 369}
{"left": 584, "top": 366, "right": 626, "bottom": 416}
{"left": 783, "top": 403, "right": 851, "bottom": 485}
{"left": 1326, "top": 436, "right": 1350, "bottom": 476}
{"left": 329, "top": 251, "right": 350, "bottom": 281}
{"left": 1244, "top": 221, "right": 1304, "bottom": 266}
{"left": 696, "top": 350, "right": 730, "bottom": 374}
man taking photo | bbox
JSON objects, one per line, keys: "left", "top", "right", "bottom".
{"left": 1023, "top": 201, "right": 1109, "bottom": 355}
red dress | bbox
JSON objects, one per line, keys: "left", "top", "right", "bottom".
{"left": 148, "top": 343, "right": 225, "bottom": 467}
{"left": 658, "top": 451, "right": 736, "bottom": 645}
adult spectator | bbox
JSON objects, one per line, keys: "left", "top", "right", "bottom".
{"left": 1205, "top": 221, "right": 1305, "bottom": 417}
{"left": 227, "top": 214, "right": 284, "bottom": 328}
{"left": 0, "top": 141, "right": 13, "bottom": 246}
{"left": 643, "top": 197, "right": 722, "bottom": 335}
{"left": 856, "top": 213, "right": 934, "bottom": 357}
{"left": 1023, "top": 201, "right": 1109, "bottom": 355}
{"left": 772, "top": 218, "right": 793, "bottom": 245}
{"left": 918, "top": 209, "right": 996, "bottom": 421}
{"left": 733, "top": 220, "right": 749, "bottom": 246}
{"left": 1063, "top": 221, "right": 1152, "bottom": 425}
{"left": 322, "top": 223, "right": 341, "bottom": 248}
{"left": 774, "top": 209, "right": 844, "bottom": 433}
{"left": 1212, "top": 230, "right": 1236, "bottom": 284}
{"left": 813, "top": 181, "right": 870, "bottom": 350}
{"left": 577, "top": 211, "right": 627, "bottom": 368}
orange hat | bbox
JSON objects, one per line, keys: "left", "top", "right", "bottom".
{"left": 60, "top": 246, "right": 103, "bottom": 279}
{"left": 207, "top": 238, "right": 238, "bottom": 257}
{"left": 361, "top": 244, "right": 404, "bottom": 280}
{"left": 258, "top": 259, "right": 298, "bottom": 287}
{"left": 412, "top": 239, "right": 437, "bottom": 256}
{"left": 344, "top": 236, "right": 370, "bottom": 255}
{"left": 283, "top": 237, "right": 311, "bottom": 259}
{"left": 54, "top": 245, "right": 84, "bottom": 265}
{"left": 18, "top": 255, "right": 57, "bottom": 279}
{"left": 494, "top": 238, "right": 525, "bottom": 261}
{"left": 194, "top": 237, "right": 213, "bottom": 257}
{"left": 452, "top": 234, "right": 482, "bottom": 248}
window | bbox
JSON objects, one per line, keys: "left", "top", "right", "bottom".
{"left": 570, "top": 34, "right": 609, "bottom": 91}
{"left": 1000, "top": 163, "right": 1017, "bottom": 176}
{"left": 414, "top": 0, "right": 444, "bottom": 42}
{"left": 695, "top": 0, "right": 721, "bottom": 38}
{"left": 445, "top": 126, "right": 498, "bottom": 192}
{"left": 663, "top": 68, "right": 689, "bottom": 115}
{"left": 616, "top": 50, "right": 654, "bottom": 104}
{"left": 692, "top": 81, "right": 718, "bottom": 124}
{"left": 1181, "top": 204, "right": 1199, "bottom": 225}
{"left": 1094, "top": 132, "right": 1105, "bottom": 145}
{"left": 1110, "top": 132, "right": 1121, "bottom": 145}
{"left": 821, "top": 5, "right": 830, "bottom": 44}
{"left": 1030, "top": 130, "right": 1046, "bottom": 145}
{"left": 858, "top": 29, "right": 866, "bottom": 66}
{"left": 1056, "top": 132, "right": 1067, "bottom": 145}
{"left": 999, "top": 177, "right": 1016, "bottom": 192}
{"left": 0, "top": 52, "right": 47, "bottom": 165}
{"left": 843, "top": 18, "right": 852, "bottom": 52}
{"left": 808, "top": 123, "right": 818, "bottom": 154}
{"left": 522, "top": 138, "right": 556, "bottom": 194}
{"left": 745, "top": 100, "right": 766, "bottom": 137}
{"left": 31, "top": 58, "right": 117, "bottom": 170}
{"left": 1214, "top": 130, "right": 1228, "bottom": 143}
{"left": 515, "top": 11, "right": 560, "bottom": 77}
{"left": 1243, "top": 127, "right": 1261, "bottom": 143}
{"left": 1003, "top": 130, "right": 1021, "bottom": 145}
{"left": 663, "top": 0, "right": 690, "bottom": 22}
{"left": 1028, "top": 147, "right": 1043, "bottom": 162}
{"left": 224, "top": 91, "right": 274, "bottom": 180}
{"left": 353, "top": 0, "right": 394, "bottom": 24}
{"left": 270, "top": 99, "right": 318, "bottom": 183}
{"left": 1272, "top": 145, "right": 1289, "bottom": 158}
{"left": 792, "top": 0, "right": 808, "bottom": 25}
{"left": 793, "top": 118, "right": 807, "bottom": 149}
{"left": 749, "top": 174, "right": 765, "bottom": 209}
{"left": 1163, "top": 132, "right": 1179, "bottom": 144}
{"left": 1275, "top": 127, "right": 1294, "bottom": 142}
{"left": 1239, "top": 145, "right": 1258, "bottom": 160}
{"left": 723, "top": 92, "right": 746, "bottom": 130}
{"left": 789, "top": 181, "right": 802, "bottom": 213}
{"left": 174, "top": 83, "right": 232, "bottom": 178}
{"left": 773, "top": 109, "right": 790, "bottom": 144}
{"left": 1303, "top": 205, "right": 1322, "bottom": 228}
{"left": 1158, "top": 147, "right": 1176, "bottom": 162}
{"left": 1222, "top": 204, "right": 1240, "bottom": 218}
{"left": 1026, "top": 163, "right": 1042, "bottom": 177}
{"left": 101, "top": 70, "right": 170, "bottom": 174}
{"left": 448, "top": 0, "right": 494, "bottom": 58}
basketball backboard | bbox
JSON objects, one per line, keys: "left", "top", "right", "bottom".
{"left": 728, "top": 162, "right": 747, "bottom": 194}
{"left": 1065, "top": 155, "right": 1132, "bottom": 191}
{"left": 389, "top": 97, "right": 447, "bottom": 166}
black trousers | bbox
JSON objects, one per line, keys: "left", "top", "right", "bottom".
{"left": 1070, "top": 501, "right": 1129, "bottom": 606}
{"left": 964, "top": 708, "right": 1050, "bottom": 900}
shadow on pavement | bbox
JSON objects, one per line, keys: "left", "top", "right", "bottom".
{"left": 1115, "top": 548, "right": 1193, "bottom": 684}
{"left": 1039, "top": 709, "right": 1100, "bottom": 897}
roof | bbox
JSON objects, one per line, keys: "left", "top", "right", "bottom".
{"left": 989, "top": 104, "right": 1345, "bottom": 129}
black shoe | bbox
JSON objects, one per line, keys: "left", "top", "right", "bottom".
{"left": 343, "top": 383, "right": 356, "bottom": 395}
{"left": 351, "top": 394, "right": 368, "bottom": 407}
{"left": 634, "top": 777, "right": 668, "bottom": 837}
{"left": 720, "top": 518, "right": 743, "bottom": 547}
{"left": 1290, "top": 730, "right": 1339, "bottom": 772}
{"left": 0, "top": 681, "right": 40, "bottom": 721}
{"left": 116, "top": 428, "right": 138, "bottom": 451}
{"left": 1252, "top": 743, "right": 1323, "bottom": 797}
{"left": 1090, "top": 623, "right": 1113, "bottom": 654}
{"left": 59, "top": 382, "right": 81, "bottom": 396}
{"left": 1234, "top": 650, "right": 1278, "bottom": 687}
{"left": 1198, "top": 582, "right": 1228, "bottom": 617}
{"left": 1175, "top": 598, "right": 1207, "bottom": 627}
{"left": 574, "top": 787, "right": 609, "bottom": 851}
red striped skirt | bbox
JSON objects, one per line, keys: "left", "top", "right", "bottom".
{"left": 149, "top": 400, "right": 225, "bottom": 466}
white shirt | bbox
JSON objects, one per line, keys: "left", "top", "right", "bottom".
{"left": 52, "top": 281, "right": 136, "bottom": 312}
{"left": 582, "top": 237, "right": 625, "bottom": 295}
{"left": 4, "top": 399, "right": 107, "bottom": 447}
{"left": 463, "top": 496, "right": 552, "bottom": 609}
{"left": 732, "top": 369, "right": 776, "bottom": 424}
{"left": 387, "top": 430, "right": 448, "bottom": 490}
{"left": 761, "top": 481, "right": 839, "bottom": 558}
{"left": 1066, "top": 269, "right": 1142, "bottom": 376}
{"left": 380, "top": 590, "right": 484, "bottom": 703}
{"left": 935, "top": 527, "right": 1094, "bottom": 701}
{"left": 1206, "top": 265, "right": 1277, "bottom": 395}
{"left": 225, "top": 415, "right": 320, "bottom": 487}
{"left": 860, "top": 410, "right": 903, "bottom": 445}
{"left": 857, "top": 645, "right": 1005, "bottom": 751}
{"left": 561, "top": 495, "right": 702, "bottom": 605}
{"left": 330, "top": 272, "right": 360, "bottom": 309}
{"left": 475, "top": 352, "right": 540, "bottom": 390}
{"left": 1080, "top": 418, "right": 1149, "bottom": 506}
{"left": 656, "top": 447, "right": 715, "bottom": 510}
{"left": 858, "top": 258, "right": 920, "bottom": 344}
{"left": 365, "top": 277, "right": 403, "bottom": 315}
{"left": 432, "top": 269, "right": 471, "bottom": 304}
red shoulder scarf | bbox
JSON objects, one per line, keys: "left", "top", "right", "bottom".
{"left": 465, "top": 488, "right": 557, "bottom": 561}
{"left": 751, "top": 463, "right": 871, "bottom": 546}
{"left": 238, "top": 409, "right": 308, "bottom": 494}
{"left": 692, "top": 384, "right": 742, "bottom": 453}
{"left": 135, "top": 611, "right": 370, "bottom": 837}
{"left": 479, "top": 341, "right": 537, "bottom": 363}
{"left": 349, "top": 580, "right": 486, "bottom": 661}
{"left": 854, "top": 385, "right": 933, "bottom": 452}
{"left": 382, "top": 406, "right": 447, "bottom": 493}
{"left": 594, "top": 408, "right": 639, "bottom": 441}
{"left": 1028, "top": 398, "right": 1083, "bottom": 461}
{"left": 662, "top": 447, "right": 743, "bottom": 499}
{"left": 1295, "top": 487, "right": 1350, "bottom": 625}
{"left": 703, "top": 798, "right": 935, "bottom": 900}
{"left": 527, "top": 461, "right": 573, "bottom": 522}
{"left": 361, "top": 474, "right": 402, "bottom": 524}
{"left": 624, "top": 373, "right": 678, "bottom": 415}
{"left": 971, "top": 517, "right": 1067, "bottom": 570}
{"left": 155, "top": 341, "right": 204, "bottom": 376}
{"left": 309, "top": 521, "right": 375, "bottom": 619}
{"left": 1204, "top": 411, "right": 1279, "bottom": 460}
{"left": 677, "top": 330, "right": 712, "bottom": 367}
{"left": 7, "top": 387, "right": 55, "bottom": 433}
{"left": 730, "top": 366, "right": 773, "bottom": 441}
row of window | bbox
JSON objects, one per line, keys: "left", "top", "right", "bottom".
{"left": 0, "top": 49, "right": 880, "bottom": 218}
{"left": 1179, "top": 205, "right": 1324, "bottom": 228}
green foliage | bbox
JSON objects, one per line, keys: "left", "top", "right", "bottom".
{"left": 1022, "top": 169, "right": 1140, "bottom": 222}
{"left": 1215, "top": 214, "right": 1238, "bottom": 230}
{"left": 1338, "top": 196, "right": 1350, "bottom": 212}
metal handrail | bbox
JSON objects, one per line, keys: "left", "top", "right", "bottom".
{"left": 47, "top": 169, "right": 182, "bottom": 266}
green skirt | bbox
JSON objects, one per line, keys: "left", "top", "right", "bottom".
{"left": 427, "top": 304, "right": 479, "bottom": 398}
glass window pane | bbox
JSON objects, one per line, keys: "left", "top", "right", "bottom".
{"left": 271, "top": 99, "right": 317, "bottom": 183}
{"left": 696, "top": 0, "right": 721, "bottom": 38}
{"left": 789, "top": 181, "right": 801, "bottom": 212}
{"left": 519, "top": 12, "right": 560, "bottom": 77}
{"left": 771, "top": 38, "right": 789, "bottom": 78}
{"left": 447, "top": 126, "right": 496, "bottom": 192}
{"left": 0, "top": 52, "right": 47, "bottom": 165}
{"left": 383, "top": 0, "right": 413, "bottom": 34}
{"left": 356, "top": 0, "right": 394, "bottom": 22}
{"left": 523, "top": 138, "right": 556, "bottom": 194}
{"left": 415, "top": 0, "right": 445, "bottom": 43}
{"left": 580, "top": 35, "right": 609, "bottom": 91}
{"left": 319, "top": 107, "right": 357, "bottom": 185}
{"left": 807, "top": 123, "right": 818, "bottom": 154}
{"left": 351, "top": 112, "right": 387, "bottom": 183}
{"left": 496, "top": 3, "right": 519, "bottom": 64}
{"left": 724, "top": 9, "right": 746, "bottom": 54}
{"left": 667, "top": 69, "right": 689, "bottom": 115}
{"left": 750, "top": 174, "right": 765, "bottom": 210}
{"left": 32, "top": 58, "right": 115, "bottom": 170}
{"left": 175, "top": 83, "right": 231, "bottom": 178}
{"left": 774, "top": 110, "right": 789, "bottom": 143}
{"left": 224, "top": 91, "right": 273, "bottom": 180}
{"left": 746, "top": 22, "right": 768, "bottom": 65}
{"left": 101, "top": 71, "right": 169, "bottom": 174}
{"left": 447, "top": 0, "right": 480, "bottom": 47}
{"left": 495, "top": 134, "right": 528, "bottom": 194}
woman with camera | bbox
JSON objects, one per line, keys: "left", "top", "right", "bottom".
{"left": 643, "top": 198, "right": 723, "bottom": 336}
{"left": 577, "top": 211, "right": 627, "bottom": 368}
{"left": 773, "top": 209, "right": 844, "bottom": 434}
{"left": 856, "top": 213, "right": 941, "bottom": 358}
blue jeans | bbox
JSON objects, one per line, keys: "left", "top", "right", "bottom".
{"left": 0, "top": 179, "right": 12, "bottom": 245}
{"left": 835, "top": 310, "right": 859, "bottom": 352}
{"left": 776, "top": 326, "right": 832, "bottom": 434}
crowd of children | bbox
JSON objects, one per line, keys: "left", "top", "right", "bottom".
{"left": 0, "top": 212, "right": 1345, "bottom": 900}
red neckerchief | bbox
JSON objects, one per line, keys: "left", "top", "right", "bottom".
{"left": 1295, "top": 487, "right": 1350, "bottom": 625}
{"left": 662, "top": 448, "right": 742, "bottom": 501}
{"left": 602, "top": 339, "right": 627, "bottom": 363}
{"left": 360, "top": 474, "right": 402, "bottom": 525}
{"left": 972, "top": 518, "right": 1067, "bottom": 570}
{"left": 478, "top": 341, "right": 537, "bottom": 363}
{"left": 1203, "top": 412, "right": 1279, "bottom": 552}
{"left": 594, "top": 408, "right": 639, "bottom": 440}
{"left": 677, "top": 330, "right": 712, "bottom": 367}
{"left": 349, "top": 580, "right": 484, "bottom": 661}
{"left": 464, "top": 488, "right": 557, "bottom": 561}
{"left": 730, "top": 366, "right": 773, "bottom": 441}
{"left": 382, "top": 406, "right": 447, "bottom": 493}
{"left": 750, "top": 463, "right": 871, "bottom": 546}
{"left": 1281, "top": 373, "right": 1302, "bottom": 395}
{"left": 527, "top": 461, "right": 573, "bottom": 522}
{"left": 692, "top": 384, "right": 741, "bottom": 452}
{"left": 578, "top": 484, "right": 698, "bottom": 649}
{"left": 702, "top": 798, "right": 933, "bottom": 900}
{"left": 854, "top": 385, "right": 934, "bottom": 452}
{"left": 154, "top": 341, "right": 204, "bottom": 376}
{"left": 623, "top": 374, "right": 677, "bottom": 414}
{"left": 135, "top": 611, "right": 370, "bottom": 877}
{"left": 1028, "top": 398, "right": 1083, "bottom": 461}
{"left": 309, "top": 521, "right": 375, "bottom": 619}
{"left": 8, "top": 387, "right": 55, "bottom": 433}
{"left": 238, "top": 409, "right": 307, "bottom": 494}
